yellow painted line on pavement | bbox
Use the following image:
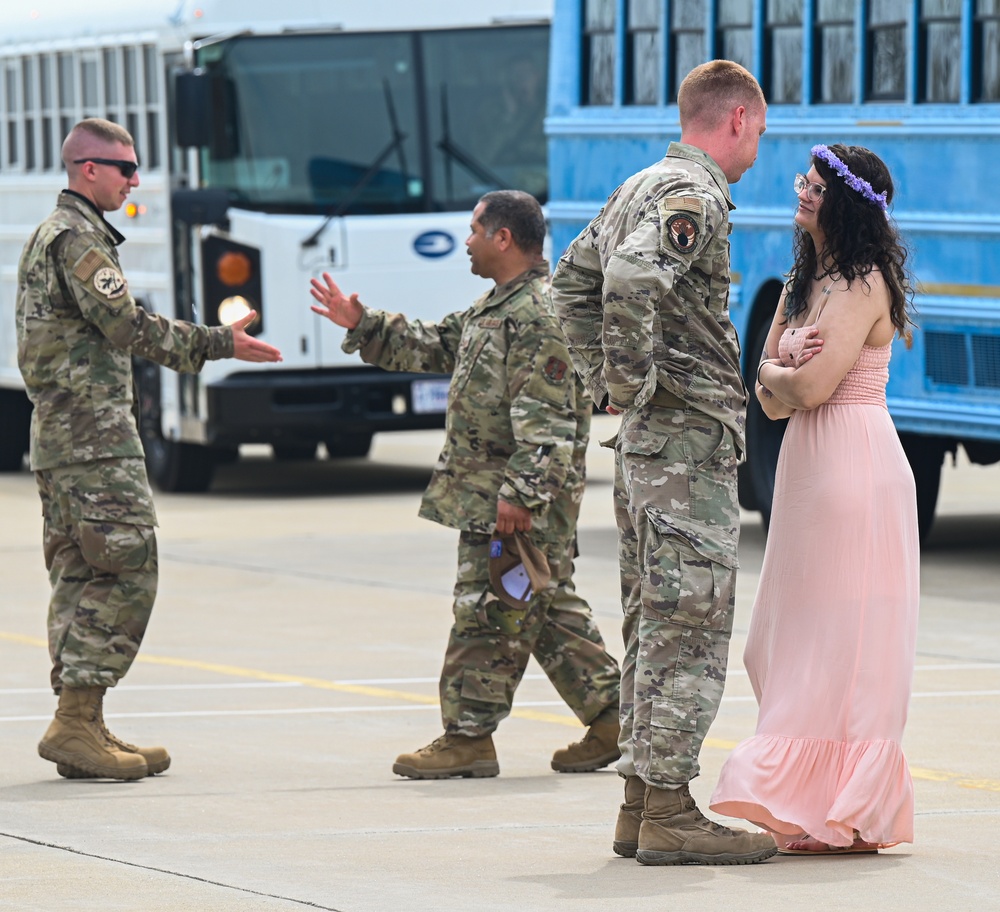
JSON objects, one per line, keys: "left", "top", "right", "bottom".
{"left": 909, "top": 766, "right": 1000, "bottom": 793}
{"left": 0, "top": 631, "right": 568, "bottom": 725}
{"left": 5, "top": 630, "right": 1000, "bottom": 787}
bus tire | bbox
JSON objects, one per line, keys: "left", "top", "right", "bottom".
{"left": 135, "top": 358, "right": 217, "bottom": 493}
{"left": 0, "top": 388, "right": 31, "bottom": 472}
{"left": 898, "top": 432, "right": 948, "bottom": 545}
{"left": 144, "top": 433, "right": 218, "bottom": 493}
{"left": 324, "top": 432, "right": 372, "bottom": 459}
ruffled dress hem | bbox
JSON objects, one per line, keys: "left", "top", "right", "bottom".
{"left": 710, "top": 733, "right": 914, "bottom": 848}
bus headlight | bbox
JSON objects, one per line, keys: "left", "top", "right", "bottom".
{"left": 217, "top": 295, "right": 255, "bottom": 326}
{"left": 202, "top": 236, "right": 263, "bottom": 336}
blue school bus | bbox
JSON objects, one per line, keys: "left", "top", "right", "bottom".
{"left": 546, "top": 0, "right": 1000, "bottom": 540}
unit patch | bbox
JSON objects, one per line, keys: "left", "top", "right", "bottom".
{"left": 665, "top": 213, "right": 699, "bottom": 254}
{"left": 542, "top": 356, "right": 568, "bottom": 383}
{"left": 93, "top": 266, "right": 128, "bottom": 300}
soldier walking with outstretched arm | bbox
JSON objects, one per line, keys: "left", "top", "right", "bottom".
{"left": 310, "top": 190, "right": 621, "bottom": 778}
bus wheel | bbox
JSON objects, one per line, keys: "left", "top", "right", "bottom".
{"left": 898, "top": 432, "right": 948, "bottom": 545}
{"left": 324, "top": 432, "right": 372, "bottom": 459}
{"left": 135, "top": 359, "right": 217, "bottom": 493}
{"left": 143, "top": 433, "right": 218, "bottom": 493}
{"left": 0, "top": 389, "right": 31, "bottom": 472}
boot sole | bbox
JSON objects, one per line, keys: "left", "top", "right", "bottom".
{"left": 57, "top": 757, "right": 170, "bottom": 778}
{"left": 550, "top": 749, "right": 620, "bottom": 773}
{"left": 613, "top": 841, "right": 638, "bottom": 858}
{"left": 39, "top": 742, "right": 147, "bottom": 781}
{"left": 392, "top": 760, "right": 499, "bottom": 780}
{"left": 636, "top": 846, "right": 779, "bottom": 866}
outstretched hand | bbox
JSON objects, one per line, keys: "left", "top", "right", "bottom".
{"left": 310, "top": 272, "right": 363, "bottom": 330}
{"left": 230, "top": 311, "right": 283, "bottom": 363}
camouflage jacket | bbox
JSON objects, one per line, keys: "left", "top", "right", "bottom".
{"left": 342, "top": 263, "right": 590, "bottom": 538}
{"left": 16, "top": 191, "right": 233, "bottom": 470}
{"left": 551, "top": 142, "right": 747, "bottom": 453}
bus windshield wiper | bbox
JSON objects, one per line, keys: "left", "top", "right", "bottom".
{"left": 301, "top": 79, "right": 409, "bottom": 248}
{"left": 437, "top": 83, "right": 507, "bottom": 198}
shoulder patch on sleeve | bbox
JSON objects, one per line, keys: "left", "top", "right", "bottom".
{"left": 658, "top": 197, "right": 707, "bottom": 255}
{"left": 93, "top": 266, "right": 128, "bottom": 300}
{"left": 72, "top": 249, "right": 106, "bottom": 282}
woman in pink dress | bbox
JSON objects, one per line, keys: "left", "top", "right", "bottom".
{"left": 709, "top": 144, "right": 919, "bottom": 854}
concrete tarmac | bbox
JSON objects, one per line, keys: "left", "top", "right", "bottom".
{"left": 1, "top": 416, "right": 998, "bottom": 911}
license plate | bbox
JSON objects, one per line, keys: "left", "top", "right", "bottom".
{"left": 412, "top": 378, "right": 450, "bottom": 414}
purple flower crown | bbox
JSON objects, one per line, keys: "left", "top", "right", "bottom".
{"left": 811, "top": 145, "right": 888, "bottom": 211}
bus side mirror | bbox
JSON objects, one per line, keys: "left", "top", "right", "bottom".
{"left": 175, "top": 69, "right": 213, "bottom": 147}
{"left": 174, "top": 69, "right": 239, "bottom": 159}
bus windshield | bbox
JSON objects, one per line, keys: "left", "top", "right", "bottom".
{"left": 196, "top": 25, "right": 548, "bottom": 214}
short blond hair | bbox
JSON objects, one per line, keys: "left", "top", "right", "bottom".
{"left": 62, "top": 118, "right": 134, "bottom": 166}
{"left": 678, "top": 60, "right": 765, "bottom": 131}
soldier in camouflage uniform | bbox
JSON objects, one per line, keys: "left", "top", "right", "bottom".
{"left": 16, "top": 118, "right": 282, "bottom": 781}
{"left": 551, "top": 62, "right": 778, "bottom": 865}
{"left": 310, "top": 190, "right": 621, "bottom": 779}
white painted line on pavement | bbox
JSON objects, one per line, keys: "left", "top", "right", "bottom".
{"left": 0, "top": 700, "right": 569, "bottom": 723}
{"left": 0, "top": 682, "right": 304, "bottom": 695}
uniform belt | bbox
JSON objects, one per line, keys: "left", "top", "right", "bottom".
{"left": 648, "top": 387, "right": 687, "bottom": 409}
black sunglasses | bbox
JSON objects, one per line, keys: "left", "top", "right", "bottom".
{"left": 73, "top": 157, "right": 139, "bottom": 178}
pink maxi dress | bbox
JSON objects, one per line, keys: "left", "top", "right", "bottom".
{"left": 710, "top": 327, "right": 920, "bottom": 848}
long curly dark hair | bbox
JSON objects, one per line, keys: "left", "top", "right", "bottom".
{"left": 784, "top": 144, "right": 915, "bottom": 344}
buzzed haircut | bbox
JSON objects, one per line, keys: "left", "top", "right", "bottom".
{"left": 677, "top": 60, "right": 765, "bottom": 131}
{"left": 62, "top": 117, "right": 135, "bottom": 165}
{"left": 477, "top": 190, "right": 546, "bottom": 255}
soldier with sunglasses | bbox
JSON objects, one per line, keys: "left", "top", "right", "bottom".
{"left": 16, "top": 118, "right": 282, "bottom": 781}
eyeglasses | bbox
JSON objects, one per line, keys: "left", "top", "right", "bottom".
{"left": 794, "top": 173, "right": 826, "bottom": 203}
{"left": 73, "top": 158, "right": 139, "bottom": 178}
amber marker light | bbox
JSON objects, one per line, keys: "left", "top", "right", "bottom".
{"left": 217, "top": 250, "right": 253, "bottom": 287}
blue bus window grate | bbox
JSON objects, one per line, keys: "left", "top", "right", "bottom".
{"left": 972, "top": 335, "right": 1000, "bottom": 389}
{"left": 925, "top": 331, "right": 968, "bottom": 387}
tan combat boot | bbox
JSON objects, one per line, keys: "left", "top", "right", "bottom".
{"left": 550, "top": 704, "right": 620, "bottom": 773}
{"left": 613, "top": 775, "right": 645, "bottom": 857}
{"left": 636, "top": 783, "right": 777, "bottom": 866}
{"left": 392, "top": 733, "right": 499, "bottom": 779}
{"left": 56, "top": 686, "right": 170, "bottom": 779}
{"left": 38, "top": 687, "right": 147, "bottom": 781}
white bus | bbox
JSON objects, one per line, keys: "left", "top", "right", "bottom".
{"left": 0, "top": 0, "right": 551, "bottom": 490}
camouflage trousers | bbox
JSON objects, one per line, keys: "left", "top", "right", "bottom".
{"left": 611, "top": 403, "right": 740, "bottom": 785}
{"left": 440, "top": 531, "right": 621, "bottom": 737}
{"left": 35, "top": 458, "right": 158, "bottom": 692}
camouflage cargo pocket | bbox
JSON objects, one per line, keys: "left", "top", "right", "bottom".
{"left": 459, "top": 669, "right": 511, "bottom": 706}
{"left": 79, "top": 520, "right": 155, "bottom": 576}
{"left": 640, "top": 508, "right": 736, "bottom": 630}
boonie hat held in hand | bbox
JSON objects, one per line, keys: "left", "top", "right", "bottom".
{"left": 488, "top": 530, "right": 551, "bottom": 609}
